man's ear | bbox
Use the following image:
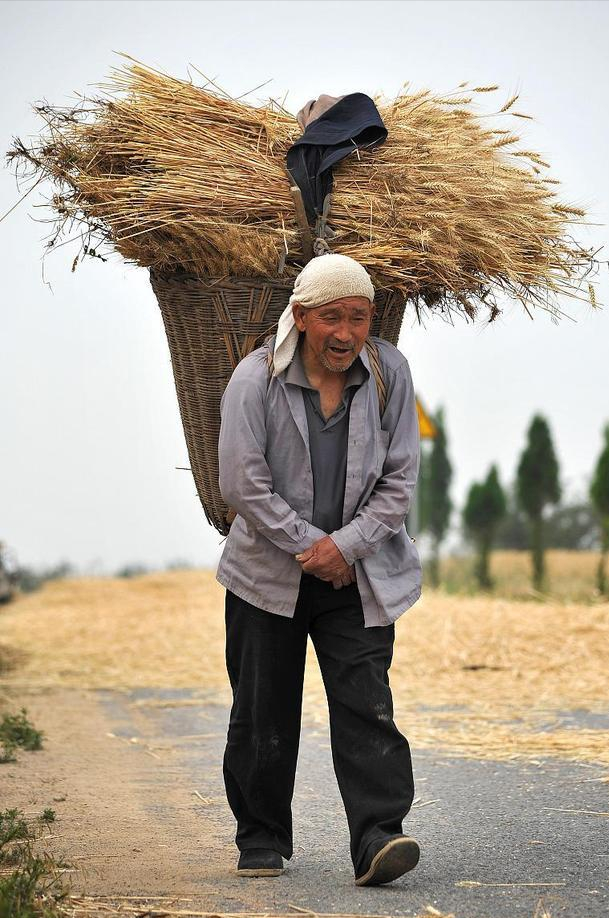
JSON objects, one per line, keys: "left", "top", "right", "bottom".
{"left": 292, "top": 302, "right": 307, "bottom": 332}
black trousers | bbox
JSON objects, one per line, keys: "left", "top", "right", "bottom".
{"left": 222, "top": 571, "right": 415, "bottom": 875}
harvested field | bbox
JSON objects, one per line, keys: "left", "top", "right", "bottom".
{"left": 1, "top": 552, "right": 608, "bottom": 774}
{"left": 435, "top": 550, "right": 605, "bottom": 603}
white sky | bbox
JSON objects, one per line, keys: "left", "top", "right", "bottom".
{"left": 1, "top": 0, "right": 608, "bottom": 573}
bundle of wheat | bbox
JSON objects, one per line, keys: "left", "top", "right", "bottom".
{"left": 7, "top": 54, "right": 600, "bottom": 321}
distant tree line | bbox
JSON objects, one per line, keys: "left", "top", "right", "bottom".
{"left": 3, "top": 416, "right": 609, "bottom": 601}
{"left": 418, "top": 412, "right": 609, "bottom": 595}
{"left": 0, "top": 545, "right": 75, "bottom": 604}
{"left": 0, "top": 549, "right": 197, "bottom": 604}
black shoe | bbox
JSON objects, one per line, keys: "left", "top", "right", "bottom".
{"left": 354, "top": 834, "right": 420, "bottom": 886}
{"left": 236, "top": 847, "right": 284, "bottom": 877}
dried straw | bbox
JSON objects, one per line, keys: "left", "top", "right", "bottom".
{"left": 6, "top": 55, "right": 601, "bottom": 321}
{"left": 62, "top": 903, "right": 455, "bottom": 918}
{"left": 1, "top": 554, "right": 608, "bottom": 774}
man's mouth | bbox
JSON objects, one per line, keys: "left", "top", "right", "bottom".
{"left": 327, "top": 345, "right": 353, "bottom": 356}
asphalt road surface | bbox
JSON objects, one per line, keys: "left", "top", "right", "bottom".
{"left": 97, "top": 687, "right": 609, "bottom": 918}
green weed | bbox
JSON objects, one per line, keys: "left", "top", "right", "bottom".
{"left": 0, "top": 809, "right": 67, "bottom": 918}
{"left": 0, "top": 710, "right": 44, "bottom": 763}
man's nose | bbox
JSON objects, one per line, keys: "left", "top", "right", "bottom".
{"left": 332, "top": 321, "right": 355, "bottom": 343}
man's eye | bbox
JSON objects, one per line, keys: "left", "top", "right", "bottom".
{"left": 321, "top": 315, "right": 366, "bottom": 322}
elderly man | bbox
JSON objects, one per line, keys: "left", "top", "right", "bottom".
{"left": 216, "top": 253, "right": 422, "bottom": 886}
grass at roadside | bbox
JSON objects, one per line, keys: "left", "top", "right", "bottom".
{"left": 0, "top": 807, "right": 67, "bottom": 918}
{"left": 0, "top": 708, "right": 63, "bottom": 916}
{"left": 0, "top": 709, "right": 44, "bottom": 763}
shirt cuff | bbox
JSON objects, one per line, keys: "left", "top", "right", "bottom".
{"left": 328, "top": 521, "right": 367, "bottom": 567}
{"left": 294, "top": 521, "right": 328, "bottom": 555}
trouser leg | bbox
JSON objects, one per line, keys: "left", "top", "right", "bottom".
{"left": 308, "top": 578, "right": 415, "bottom": 875}
{"left": 222, "top": 583, "right": 309, "bottom": 859}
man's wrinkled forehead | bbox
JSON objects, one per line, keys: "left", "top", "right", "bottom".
{"left": 305, "top": 296, "right": 373, "bottom": 314}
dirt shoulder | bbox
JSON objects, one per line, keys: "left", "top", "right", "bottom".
{"left": 0, "top": 686, "right": 249, "bottom": 905}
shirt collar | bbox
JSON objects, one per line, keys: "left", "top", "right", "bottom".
{"left": 284, "top": 334, "right": 368, "bottom": 390}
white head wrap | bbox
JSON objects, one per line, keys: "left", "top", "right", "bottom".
{"left": 272, "top": 253, "right": 375, "bottom": 376}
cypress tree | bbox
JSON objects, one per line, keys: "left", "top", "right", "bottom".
{"left": 516, "top": 415, "right": 561, "bottom": 591}
{"left": 590, "top": 424, "right": 609, "bottom": 595}
{"left": 424, "top": 408, "right": 452, "bottom": 587}
{"left": 463, "top": 465, "right": 507, "bottom": 589}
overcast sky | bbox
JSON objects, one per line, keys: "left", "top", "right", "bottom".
{"left": 1, "top": 0, "right": 608, "bottom": 573}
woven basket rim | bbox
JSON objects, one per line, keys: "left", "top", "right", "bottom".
{"left": 148, "top": 267, "right": 406, "bottom": 297}
{"left": 149, "top": 267, "right": 295, "bottom": 290}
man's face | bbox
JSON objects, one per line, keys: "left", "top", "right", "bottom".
{"left": 292, "top": 296, "right": 375, "bottom": 374}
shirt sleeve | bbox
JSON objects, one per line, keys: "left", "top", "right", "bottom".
{"left": 328, "top": 359, "right": 420, "bottom": 566}
{"left": 218, "top": 362, "right": 328, "bottom": 555}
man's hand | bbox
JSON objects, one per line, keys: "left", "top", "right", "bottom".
{"left": 333, "top": 564, "right": 356, "bottom": 590}
{"left": 295, "top": 536, "right": 356, "bottom": 590}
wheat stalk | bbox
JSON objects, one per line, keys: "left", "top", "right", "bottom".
{"left": 6, "top": 56, "right": 600, "bottom": 321}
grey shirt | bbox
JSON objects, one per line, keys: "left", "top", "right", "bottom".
{"left": 286, "top": 336, "right": 366, "bottom": 535}
{"left": 215, "top": 333, "right": 422, "bottom": 628}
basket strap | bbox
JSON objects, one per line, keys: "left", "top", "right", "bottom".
{"left": 364, "top": 338, "right": 387, "bottom": 418}
{"left": 266, "top": 343, "right": 277, "bottom": 391}
{"left": 266, "top": 338, "right": 386, "bottom": 419}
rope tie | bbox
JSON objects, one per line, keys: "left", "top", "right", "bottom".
{"left": 313, "top": 236, "right": 331, "bottom": 256}
{"left": 312, "top": 192, "right": 334, "bottom": 258}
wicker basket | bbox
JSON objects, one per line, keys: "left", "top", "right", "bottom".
{"left": 149, "top": 267, "right": 406, "bottom": 535}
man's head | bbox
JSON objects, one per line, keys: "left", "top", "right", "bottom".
{"left": 287, "top": 253, "right": 375, "bottom": 374}
{"left": 292, "top": 296, "right": 375, "bottom": 372}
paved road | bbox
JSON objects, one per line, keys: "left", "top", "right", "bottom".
{"left": 99, "top": 687, "right": 609, "bottom": 918}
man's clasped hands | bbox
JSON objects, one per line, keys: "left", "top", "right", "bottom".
{"left": 295, "top": 535, "right": 356, "bottom": 590}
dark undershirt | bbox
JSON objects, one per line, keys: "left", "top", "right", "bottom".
{"left": 284, "top": 337, "right": 366, "bottom": 535}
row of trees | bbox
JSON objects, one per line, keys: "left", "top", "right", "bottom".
{"left": 418, "top": 413, "right": 609, "bottom": 594}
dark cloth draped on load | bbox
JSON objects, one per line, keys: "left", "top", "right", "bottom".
{"left": 286, "top": 92, "right": 388, "bottom": 223}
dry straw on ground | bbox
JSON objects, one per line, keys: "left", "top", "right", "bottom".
{"left": 1, "top": 554, "right": 608, "bottom": 774}
{"left": 6, "top": 55, "right": 600, "bottom": 321}
{"left": 63, "top": 904, "right": 456, "bottom": 918}
{"left": 59, "top": 905, "right": 557, "bottom": 918}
